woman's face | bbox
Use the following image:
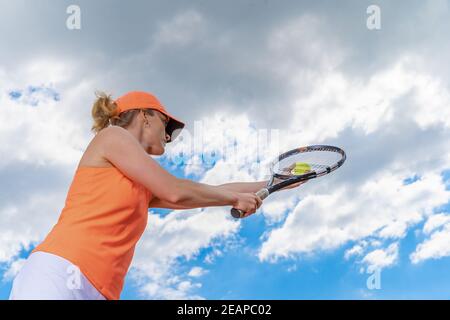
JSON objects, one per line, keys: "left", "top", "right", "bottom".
{"left": 141, "top": 110, "right": 171, "bottom": 155}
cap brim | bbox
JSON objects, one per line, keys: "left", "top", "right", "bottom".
{"left": 162, "top": 114, "right": 185, "bottom": 143}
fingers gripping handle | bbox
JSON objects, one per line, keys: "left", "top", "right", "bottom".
{"left": 230, "top": 188, "right": 270, "bottom": 219}
{"left": 256, "top": 188, "right": 270, "bottom": 200}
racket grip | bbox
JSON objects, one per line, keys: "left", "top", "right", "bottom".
{"left": 230, "top": 188, "right": 270, "bottom": 219}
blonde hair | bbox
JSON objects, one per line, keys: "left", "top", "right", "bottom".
{"left": 90, "top": 91, "right": 155, "bottom": 134}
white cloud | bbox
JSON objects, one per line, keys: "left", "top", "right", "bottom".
{"left": 166, "top": 112, "right": 278, "bottom": 180}
{"left": 422, "top": 213, "right": 450, "bottom": 234}
{"left": 0, "top": 60, "right": 93, "bottom": 169}
{"left": 204, "top": 248, "right": 224, "bottom": 264}
{"left": 258, "top": 172, "right": 449, "bottom": 263}
{"left": 140, "top": 278, "right": 204, "bottom": 300}
{"left": 362, "top": 243, "right": 399, "bottom": 273}
{"left": 411, "top": 221, "right": 450, "bottom": 264}
{"left": 281, "top": 56, "right": 450, "bottom": 147}
{"left": 2, "top": 258, "right": 26, "bottom": 282}
{"left": 188, "top": 266, "right": 208, "bottom": 278}
{"left": 344, "top": 242, "right": 367, "bottom": 260}
{"left": 259, "top": 192, "right": 300, "bottom": 224}
{"left": 0, "top": 192, "right": 67, "bottom": 263}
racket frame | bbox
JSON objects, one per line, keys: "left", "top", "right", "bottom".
{"left": 231, "top": 145, "right": 346, "bottom": 218}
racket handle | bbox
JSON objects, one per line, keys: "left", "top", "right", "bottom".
{"left": 230, "top": 188, "right": 270, "bottom": 219}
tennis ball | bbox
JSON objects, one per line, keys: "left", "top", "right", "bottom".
{"left": 291, "top": 162, "right": 311, "bottom": 175}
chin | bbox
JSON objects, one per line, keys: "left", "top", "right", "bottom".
{"left": 155, "top": 147, "right": 165, "bottom": 156}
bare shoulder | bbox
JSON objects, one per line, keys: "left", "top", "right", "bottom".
{"left": 78, "top": 126, "right": 131, "bottom": 168}
{"left": 95, "top": 125, "right": 130, "bottom": 141}
{"left": 92, "top": 126, "right": 136, "bottom": 153}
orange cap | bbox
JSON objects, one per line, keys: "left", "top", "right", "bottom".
{"left": 114, "top": 91, "right": 185, "bottom": 142}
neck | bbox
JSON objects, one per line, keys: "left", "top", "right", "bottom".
{"left": 126, "top": 125, "right": 150, "bottom": 153}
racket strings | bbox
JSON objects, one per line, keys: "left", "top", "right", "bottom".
{"left": 309, "top": 163, "right": 330, "bottom": 170}
{"left": 273, "top": 150, "right": 343, "bottom": 176}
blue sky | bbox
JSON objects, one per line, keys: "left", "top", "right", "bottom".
{"left": 1, "top": 0, "right": 450, "bottom": 300}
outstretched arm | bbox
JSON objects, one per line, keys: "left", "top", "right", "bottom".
{"left": 219, "top": 178, "right": 307, "bottom": 193}
{"left": 149, "top": 180, "right": 266, "bottom": 209}
{"left": 217, "top": 181, "right": 268, "bottom": 193}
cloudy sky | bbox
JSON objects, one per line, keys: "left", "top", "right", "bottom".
{"left": 1, "top": 0, "right": 450, "bottom": 299}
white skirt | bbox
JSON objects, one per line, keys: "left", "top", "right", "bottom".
{"left": 9, "top": 251, "right": 106, "bottom": 300}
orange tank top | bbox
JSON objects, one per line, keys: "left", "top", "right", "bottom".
{"left": 32, "top": 166, "right": 152, "bottom": 300}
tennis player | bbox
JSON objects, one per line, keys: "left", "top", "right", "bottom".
{"left": 9, "top": 91, "right": 267, "bottom": 300}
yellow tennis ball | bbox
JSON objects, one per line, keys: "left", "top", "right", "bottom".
{"left": 291, "top": 162, "right": 311, "bottom": 175}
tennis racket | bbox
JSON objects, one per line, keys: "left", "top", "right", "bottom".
{"left": 230, "top": 145, "right": 346, "bottom": 218}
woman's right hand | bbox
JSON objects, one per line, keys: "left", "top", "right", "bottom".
{"left": 232, "top": 192, "right": 263, "bottom": 218}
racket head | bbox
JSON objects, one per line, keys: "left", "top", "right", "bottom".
{"left": 269, "top": 145, "right": 346, "bottom": 183}
{"left": 231, "top": 145, "right": 346, "bottom": 219}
